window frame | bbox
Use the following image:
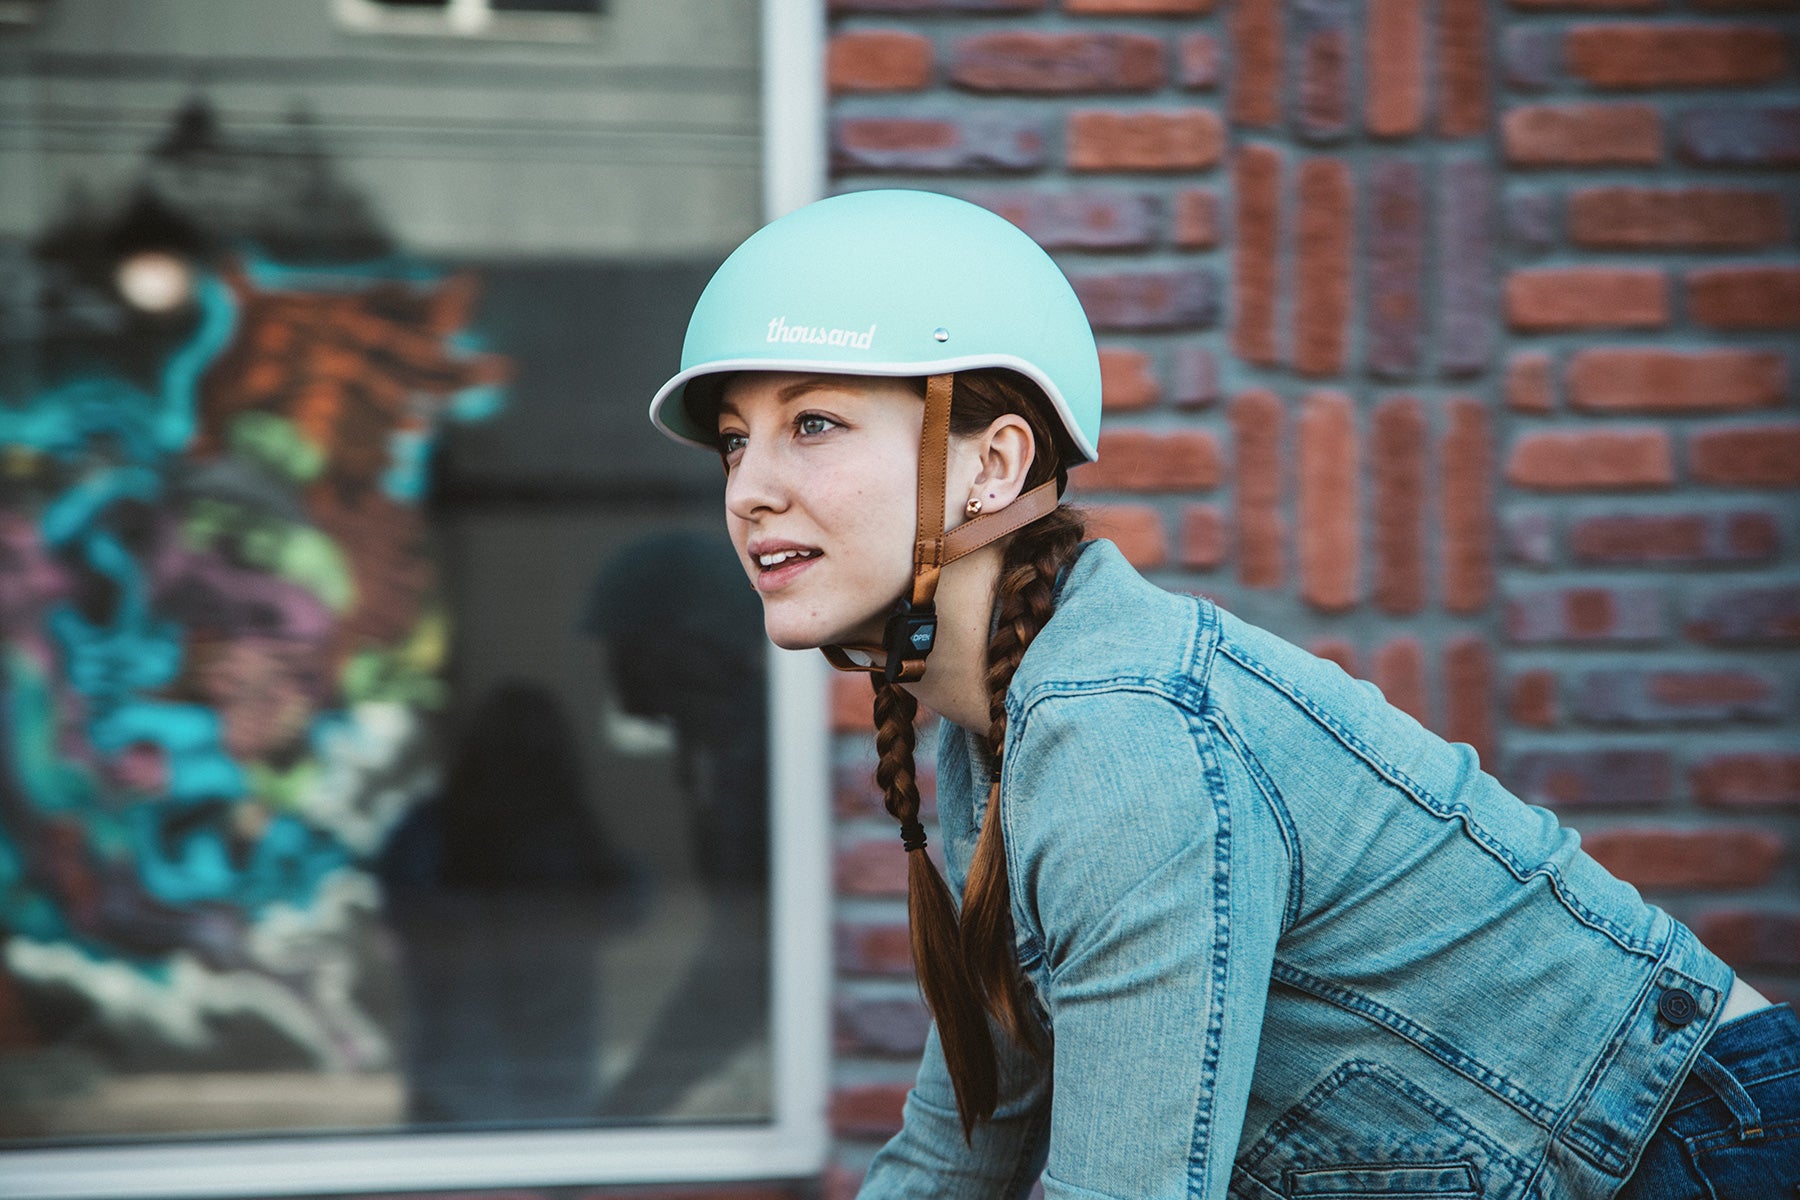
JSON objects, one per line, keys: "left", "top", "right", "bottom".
{"left": 0, "top": 0, "right": 827, "bottom": 1194}
{"left": 334, "top": 0, "right": 604, "bottom": 41}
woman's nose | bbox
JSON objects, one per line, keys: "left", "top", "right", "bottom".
{"left": 724, "top": 439, "right": 787, "bottom": 520}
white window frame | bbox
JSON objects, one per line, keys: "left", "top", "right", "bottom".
{"left": 0, "top": 0, "right": 827, "bottom": 1194}
{"left": 334, "top": 0, "right": 603, "bottom": 41}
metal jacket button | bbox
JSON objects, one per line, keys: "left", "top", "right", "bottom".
{"left": 1658, "top": 988, "right": 1698, "bottom": 1026}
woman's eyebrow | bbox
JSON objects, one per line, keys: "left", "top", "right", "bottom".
{"left": 719, "top": 378, "right": 851, "bottom": 422}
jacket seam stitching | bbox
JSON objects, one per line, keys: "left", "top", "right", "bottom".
{"left": 1218, "top": 640, "right": 1659, "bottom": 959}
{"left": 1206, "top": 709, "right": 1304, "bottom": 935}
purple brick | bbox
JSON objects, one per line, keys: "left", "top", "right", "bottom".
{"left": 1171, "top": 343, "right": 1220, "bottom": 408}
{"left": 1678, "top": 107, "right": 1800, "bottom": 169}
{"left": 1367, "top": 160, "right": 1424, "bottom": 379}
{"left": 1506, "top": 750, "right": 1674, "bottom": 809}
{"left": 835, "top": 993, "right": 931, "bottom": 1056}
{"left": 1178, "top": 33, "right": 1220, "bottom": 91}
{"left": 1576, "top": 669, "right": 1782, "bottom": 725}
{"left": 1506, "top": 191, "right": 1560, "bottom": 258}
{"left": 1295, "top": 0, "right": 1352, "bottom": 143}
{"left": 1570, "top": 511, "right": 1780, "bottom": 566}
{"left": 1687, "top": 584, "right": 1800, "bottom": 644}
{"left": 1439, "top": 158, "right": 1496, "bottom": 377}
{"left": 1503, "top": 27, "right": 1561, "bottom": 93}
{"left": 832, "top": 115, "right": 1045, "bottom": 173}
{"left": 1503, "top": 510, "right": 1556, "bottom": 567}
{"left": 967, "top": 188, "right": 1158, "bottom": 250}
{"left": 1073, "top": 269, "right": 1218, "bottom": 331}
{"left": 1505, "top": 586, "right": 1666, "bottom": 643}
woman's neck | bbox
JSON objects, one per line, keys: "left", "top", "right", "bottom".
{"left": 904, "top": 543, "right": 1003, "bottom": 736}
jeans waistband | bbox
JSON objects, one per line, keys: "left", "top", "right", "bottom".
{"left": 1698, "top": 1001, "right": 1800, "bottom": 1085}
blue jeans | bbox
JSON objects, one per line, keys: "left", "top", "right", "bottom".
{"left": 1618, "top": 1003, "right": 1800, "bottom": 1199}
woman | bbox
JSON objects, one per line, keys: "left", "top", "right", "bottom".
{"left": 648, "top": 190, "right": 1797, "bottom": 1198}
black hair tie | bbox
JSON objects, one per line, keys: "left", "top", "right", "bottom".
{"left": 899, "top": 821, "right": 928, "bottom": 853}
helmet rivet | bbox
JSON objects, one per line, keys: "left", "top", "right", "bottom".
{"left": 932, "top": 327, "right": 950, "bottom": 342}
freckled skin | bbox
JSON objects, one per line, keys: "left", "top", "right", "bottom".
{"left": 718, "top": 373, "right": 925, "bottom": 652}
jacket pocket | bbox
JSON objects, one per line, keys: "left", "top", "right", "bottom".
{"left": 1230, "top": 1061, "right": 1526, "bottom": 1200}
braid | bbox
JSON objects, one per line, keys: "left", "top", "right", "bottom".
{"left": 872, "top": 676, "right": 997, "bottom": 1138}
{"left": 960, "top": 505, "right": 1085, "bottom": 1056}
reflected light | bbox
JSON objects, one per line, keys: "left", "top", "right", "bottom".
{"left": 115, "top": 249, "right": 196, "bottom": 313}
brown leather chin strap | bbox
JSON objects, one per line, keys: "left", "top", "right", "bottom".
{"left": 821, "top": 372, "right": 1060, "bottom": 683}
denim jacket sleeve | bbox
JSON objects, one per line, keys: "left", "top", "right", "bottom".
{"left": 1006, "top": 688, "right": 1286, "bottom": 1199}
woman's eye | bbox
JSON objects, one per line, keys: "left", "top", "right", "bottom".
{"left": 796, "top": 414, "right": 837, "bottom": 437}
{"left": 719, "top": 432, "right": 747, "bottom": 456}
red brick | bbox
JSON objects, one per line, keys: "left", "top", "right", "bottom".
{"left": 1577, "top": 668, "right": 1781, "bottom": 723}
{"left": 828, "top": 31, "right": 934, "bottom": 93}
{"left": 1583, "top": 828, "right": 1783, "bottom": 890}
{"left": 1232, "top": 389, "right": 1285, "bottom": 587}
{"left": 836, "top": 993, "right": 931, "bottom": 1056}
{"left": 1688, "top": 267, "right": 1800, "bottom": 331}
{"left": 973, "top": 189, "right": 1157, "bottom": 251}
{"left": 1298, "top": 391, "right": 1359, "bottom": 612}
{"left": 1230, "top": 0, "right": 1283, "bottom": 128}
{"left": 952, "top": 32, "right": 1164, "bottom": 93}
{"left": 1372, "top": 396, "right": 1427, "bottom": 616}
{"left": 1084, "top": 503, "right": 1168, "bottom": 568}
{"left": 1569, "top": 348, "right": 1786, "bottom": 413}
{"left": 1374, "top": 637, "right": 1428, "bottom": 725}
{"left": 1073, "top": 269, "right": 1217, "bottom": 329}
{"left": 1309, "top": 638, "right": 1357, "bottom": 677}
{"left": 1505, "top": 586, "right": 1667, "bottom": 643}
{"left": 1072, "top": 429, "right": 1221, "bottom": 492}
{"left": 1438, "top": 0, "right": 1491, "bottom": 137}
{"left": 1442, "top": 399, "right": 1493, "bottom": 615}
{"left": 1098, "top": 347, "right": 1159, "bottom": 411}
{"left": 1690, "top": 425, "right": 1800, "bottom": 487}
{"left": 832, "top": 673, "right": 874, "bottom": 733}
{"left": 823, "top": 1166, "right": 863, "bottom": 1200}
{"left": 1506, "top": 749, "right": 1673, "bottom": 808}
{"left": 1179, "top": 504, "right": 1228, "bottom": 569}
{"left": 1444, "top": 637, "right": 1495, "bottom": 766}
{"left": 1506, "top": 0, "right": 1660, "bottom": 8}
{"left": 1505, "top": 268, "right": 1670, "bottom": 331}
{"left": 1065, "top": 0, "right": 1215, "bottom": 10}
{"left": 1503, "top": 104, "right": 1663, "bottom": 167}
{"left": 1368, "top": 0, "right": 1426, "bottom": 138}
{"left": 1508, "top": 669, "right": 1558, "bottom": 729}
{"left": 1570, "top": 511, "right": 1780, "bottom": 565}
{"left": 836, "top": 919, "right": 914, "bottom": 977}
{"left": 1295, "top": 159, "right": 1353, "bottom": 378}
{"left": 1566, "top": 25, "right": 1790, "bottom": 89}
{"left": 1506, "top": 353, "right": 1555, "bottom": 413}
{"left": 1232, "top": 146, "right": 1282, "bottom": 366}
{"left": 1178, "top": 33, "right": 1220, "bottom": 90}
{"left": 1068, "top": 109, "right": 1223, "bottom": 172}
{"left": 1696, "top": 911, "right": 1800, "bottom": 970}
{"left": 833, "top": 115, "right": 1045, "bottom": 172}
{"left": 1687, "top": 584, "right": 1800, "bottom": 644}
{"left": 830, "top": 1082, "right": 910, "bottom": 1138}
{"left": 1569, "top": 188, "right": 1788, "bottom": 250}
{"left": 1299, "top": 24, "right": 1352, "bottom": 140}
{"left": 1174, "top": 188, "right": 1220, "bottom": 248}
{"left": 836, "top": 834, "right": 944, "bottom": 896}
{"left": 1506, "top": 430, "right": 1674, "bottom": 490}
{"left": 1692, "top": 753, "right": 1800, "bottom": 809}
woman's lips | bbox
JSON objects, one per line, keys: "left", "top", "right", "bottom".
{"left": 754, "top": 550, "right": 820, "bottom": 594}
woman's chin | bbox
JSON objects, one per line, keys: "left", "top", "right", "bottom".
{"left": 762, "top": 612, "right": 887, "bottom": 654}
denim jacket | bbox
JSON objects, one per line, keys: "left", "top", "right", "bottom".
{"left": 860, "top": 540, "right": 1735, "bottom": 1200}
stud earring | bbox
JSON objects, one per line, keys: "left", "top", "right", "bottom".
{"left": 965, "top": 496, "right": 983, "bottom": 517}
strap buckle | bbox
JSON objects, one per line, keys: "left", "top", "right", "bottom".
{"left": 881, "top": 601, "right": 937, "bottom": 683}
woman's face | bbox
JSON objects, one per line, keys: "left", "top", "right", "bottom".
{"left": 716, "top": 372, "right": 924, "bottom": 652}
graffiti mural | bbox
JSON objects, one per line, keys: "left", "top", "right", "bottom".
{"left": 0, "top": 253, "right": 508, "bottom": 1094}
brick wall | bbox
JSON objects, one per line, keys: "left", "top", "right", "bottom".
{"left": 825, "top": 0, "right": 1799, "bottom": 1191}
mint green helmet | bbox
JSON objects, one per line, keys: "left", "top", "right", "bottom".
{"left": 649, "top": 189, "right": 1102, "bottom": 465}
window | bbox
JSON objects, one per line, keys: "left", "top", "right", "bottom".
{"left": 336, "top": 0, "right": 605, "bottom": 40}
{"left": 0, "top": 1, "right": 826, "bottom": 1195}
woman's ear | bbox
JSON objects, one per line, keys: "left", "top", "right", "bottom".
{"left": 955, "top": 413, "right": 1036, "bottom": 513}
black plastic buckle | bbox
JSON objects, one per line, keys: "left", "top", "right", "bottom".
{"left": 882, "top": 601, "right": 937, "bottom": 682}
